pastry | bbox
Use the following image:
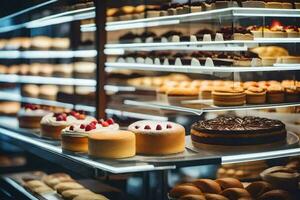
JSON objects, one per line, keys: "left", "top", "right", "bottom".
{"left": 88, "top": 130, "right": 135, "bottom": 159}
{"left": 51, "top": 38, "right": 70, "bottom": 49}
{"left": 31, "top": 36, "right": 53, "bottom": 49}
{"left": 245, "top": 86, "right": 266, "bottom": 104}
{"left": 31, "top": 185, "right": 53, "bottom": 195}
{"left": 73, "top": 194, "right": 109, "bottom": 200}
{"left": 61, "top": 118, "right": 119, "bottom": 152}
{"left": 212, "top": 86, "right": 245, "bottom": 106}
{"left": 18, "top": 64, "right": 29, "bottom": 75}
{"left": 266, "top": 85, "right": 285, "bottom": 103}
{"left": 18, "top": 104, "right": 50, "bottom": 129}
{"left": 61, "top": 189, "right": 95, "bottom": 200}
{"left": 128, "top": 120, "right": 185, "bottom": 155}
{"left": 169, "top": 184, "right": 203, "bottom": 199}
{"left": 205, "top": 194, "right": 229, "bottom": 200}
{"left": 74, "top": 62, "right": 96, "bottom": 79}
{"left": 166, "top": 87, "right": 199, "bottom": 106}
{"left": 54, "top": 182, "right": 84, "bottom": 194}
{"left": 245, "top": 181, "right": 273, "bottom": 198}
{"left": 199, "top": 85, "right": 214, "bottom": 99}
{"left": 42, "top": 173, "right": 74, "bottom": 188}
{"left": 216, "top": 178, "right": 244, "bottom": 190}
{"left": 284, "top": 26, "right": 299, "bottom": 38}
{"left": 40, "top": 111, "right": 94, "bottom": 139}
{"left": 28, "top": 63, "right": 40, "bottom": 76}
{"left": 192, "top": 179, "right": 221, "bottom": 194}
{"left": 276, "top": 56, "right": 300, "bottom": 64}
{"left": 21, "top": 84, "right": 39, "bottom": 98}
{"left": 53, "top": 64, "right": 73, "bottom": 78}
{"left": 221, "top": 188, "right": 251, "bottom": 200}
{"left": 251, "top": 46, "right": 289, "bottom": 58}
{"left": 284, "top": 86, "right": 300, "bottom": 102}
{"left": 39, "top": 85, "right": 58, "bottom": 100}
{"left": 257, "top": 189, "right": 292, "bottom": 200}
{"left": 191, "top": 116, "right": 287, "bottom": 146}
{"left": 6, "top": 65, "right": 19, "bottom": 74}
{"left": 38, "top": 64, "right": 53, "bottom": 77}
{"left": 0, "top": 101, "right": 20, "bottom": 115}
{"left": 179, "top": 194, "right": 206, "bottom": 200}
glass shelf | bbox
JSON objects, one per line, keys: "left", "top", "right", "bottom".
{"left": 105, "top": 62, "right": 300, "bottom": 74}
{"left": 106, "top": 7, "right": 300, "bottom": 31}
{"left": 0, "top": 91, "right": 95, "bottom": 113}
{"left": 124, "top": 100, "right": 300, "bottom": 116}
{"left": 0, "top": 50, "right": 97, "bottom": 59}
{"left": 0, "top": 74, "right": 96, "bottom": 86}
{"left": 105, "top": 108, "right": 168, "bottom": 121}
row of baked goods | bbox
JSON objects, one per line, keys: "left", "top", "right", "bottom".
{"left": 23, "top": 172, "right": 108, "bottom": 200}
{"left": 107, "top": 1, "right": 300, "bottom": 22}
{"left": 169, "top": 177, "right": 293, "bottom": 200}
{"left": 0, "top": 36, "right": 70, "bottom": 50}
{"left": 113, "top": 47, "right": 300, "bottom": 67}
{"left": 0, "top": 62, "right": 96, "bottom": 79}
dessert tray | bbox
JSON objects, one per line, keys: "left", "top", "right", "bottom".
{"left": 186, "top": 131, "right": 299, "bottom": 155}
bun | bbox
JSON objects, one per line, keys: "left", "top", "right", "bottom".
{"left": 216, "top": 178, "right": 244, "bottom": 190}
{"left": 221, "top": 188, "right": 251, "bottom": 200}
{"left": 179, "top": 194, "right": 206, "bottom": 200}
{"left": 245, "top": 181, "right": 273, "bottom": 198}
{"left": 205, "top": 193, "right": 229, "bottom": 200}
{"left": 61, "top": 189, "right": 94, "bottom": 200}
{"left": 193, "top": 179, "right": 221, "bottom": 194}
{"left": 169, "top": 185, "right": 203, "bottom": 198}
{"left": 257, "top": 189, "right": 291, "bottom": 200}
{"left": 54, "top": 182, "right": 84, "bottom": 194}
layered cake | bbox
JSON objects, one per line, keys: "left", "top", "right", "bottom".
{"left": 61, "top": 118, "right": 119, "bottom": 152}
{"left": 128, "top": 120, "right": 185, "bottom": 155}
{"left": 191, "top": 116, "right": 287, "bottom": 146}
{"left": 212, "top": 86, "right": 245, "bottom": 106}
{"left": 88, "top": 130, "right": 135, "bottom": 159}
{"left": 40, "top": 111, "right": 95, "bottom": 139}
{"left": 18, "top": 104, "right": 50, "bottom": 129}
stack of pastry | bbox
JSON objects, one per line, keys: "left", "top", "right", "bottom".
{"left": 169, "top": 177, "right": 292, "bottom": 200}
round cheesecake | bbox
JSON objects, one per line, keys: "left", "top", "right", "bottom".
{"left": 128, "top": 120, "right": 186, "bottom": 155}
{"left": 191, "top": 116, "right": 287, "bottom": 146}
{"left": 88, "top": 130, "right": 135, "bottom": 159}
{"left": 61, "top": 118, "right": 119, "bottom": 152}
{"left": 18, "top": 104, "right": 50, "bottom": 129}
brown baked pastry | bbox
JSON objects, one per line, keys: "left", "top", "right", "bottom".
{"left": 257, "top": 189, "right": 291, "bottom": 200}
{"left": 284, "top": 86, "right": 300, "bottom": 102}
{"left": 192, "top": 179, "right": 221, "bottom": 194}
{"left": 205, "top": 193, "right": 229, "bottom": 200}
{"left": 167, "top": 87, "right": 199, "bottom": 106}
{"left": 267, "top": 85, "right": 285, "bottom": 103}
{"left": 179, "top": 194, "right": 206, "bottom": 200}
{"left": 216, "top": 178, "right": 244, "bottom": 190}
{"left": 221, "top": 188, "right": 251, "bottom": 200}
{"left": 42, "top": 173, "right": 74, "bottom": 188}
{"left": 245, "top": 181, "right": 273, "bottom": 198}
{"left": 73, "top": 193, "right": 108, "bottom": 200}
{"left": 169, "top": 185, "right": 203, "bottom": 199}
{"left": 61, "top": 189, "right": 95, "bottom": 200}
{"left": 245, "top": 86, "right": 266, "bottom": 104}
{"left": 212, "top": 86, "right": 245, "bottom": 106}
{"left": 54, "top": 182, "right": 84, "bottom": 194}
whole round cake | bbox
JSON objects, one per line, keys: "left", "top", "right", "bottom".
{"left": 88, "top": 130, "right": 135, "bottom": 159}
{"left": 128, "top": 120, "right": 185, "bottom": 155}
{"left": 61, "top": 118, "right": 119, "bottom": 152}
{"left": 18, "top": 104, "right": 50, "bottom": 129}
{"left": 40, "top": 111, "right": 95, "bottom": 140}
{"left": 191, "top": 116, "right": 287, "bottom": 146}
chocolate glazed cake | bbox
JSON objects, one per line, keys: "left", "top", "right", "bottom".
{"left": 191, "top": 116, "right": 287, "bottom": 146}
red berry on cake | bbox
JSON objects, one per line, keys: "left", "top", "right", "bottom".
{"left": 167, "top": 124, "right": 172, "bottom": 129}
{"left": 107, "top": 118, "right": 114, "bottom": 125}
{"left": 144, "top": 125, "right": 151, "bottom": 129}
{"left": 102, "top": 121, "right": 109, "bottom": 127}
{"left": 69, "top": 125, "right": 74, "bottom": 131}
{"left": 156, "top": 124, "right": 162, "bottom": 130}
{"left": 85, "top": 124, "right": 94, "bottom": 131}
{"left": 80, "top": 124, "right": 85, "bottom": 129}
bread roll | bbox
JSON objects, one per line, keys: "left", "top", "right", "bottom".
{"left": 257, "top": 189, "right": 291, "bottom": 200}
{"left": 245, "top": 181, "right": 273, "bottom": 198}
{"left": 179, "top": 194, "right": 206, "bottom": 200}
{"left": 61, "top": 189, "right": 94, "bottom": 200}
{"left": 221, "top": 188, "right": 251, "bottom": 200}
{"left": 54, "top": 182, "right": 84, "bottom": 194}
{"left": 216, "top": 178, "right": 244, "bottom": 190}
{"left": 193, "top": 179, "right": 221, "bottom": 194}
{"left": 169, "top": 185, "right": 203, "bottom": 198}
{"left": 205, "top": 193, "right": 229, "bottom": 200}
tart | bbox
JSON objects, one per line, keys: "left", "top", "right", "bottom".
{"left": 191, "top": 116, "right": 287, "bottom": 146}
{"left": 245, "top": 86, "right": 267, "bottom": 104}
{"left": 267, "top": 85, "right": 285, "bottom": 103}
{"left": 61, "top": 118, "right": 119, "bottom": 152}
{"left": 212, "top": 86, "right": 245, "bottom": 106}
{"left": 18, "top": 104, "right": 50, "bottom": 129}
{"left": 128, "top": 120, "right": 185, "bottom": 155}
{"left": 166, "top": 87, "right": 199, "bottom": 106}
{"left": 284, "top": 86, "right": 300, "bottom": 102}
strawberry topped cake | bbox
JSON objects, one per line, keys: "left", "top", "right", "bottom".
{"left": 18, "top": 104, "right": 51, "bottom": 129}
{"left": 61, "top": 118, "right": 119, "bottom": 152}
{"left": 40, "top": 110, "right": 95, "bottom": 140}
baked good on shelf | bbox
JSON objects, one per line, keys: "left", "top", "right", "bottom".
{"left": 74, "top": 62, "right": 96, "bottom": 79}
{"left": 192, "top": 179, "right": 221, "bottom": 194}
{"left": 284, "top": 26, "right": 299, "bottom": 38}
{"left": 199, "top": 85, "right": 214, "bottom": 99}
{"left": 31, "top": 36, "right": 53, "bottom": 49}
{"left": 38, "top": 64, "right": 53, "bottom": 77}
{"left": 73, "top": 193, "right": 109, "bottom": 200}
{"left": 245, "top": 181, "right": 273, "bottom": 199}
{"left": 18, "top": 104, "right": 50, "bottom": 129}
{"left": 61, "top": 189, "right": 95, "bottom": 200}
{"left": 205, "top": 194, "right": 229, "bottom": 200}
{"left": 39, "top": 85, "right": 58, "bottom": 100}
{"left": 266, "top": 85, "right": 285, "bottom": 103}
{"left": 54, "top": 182, "right": 84, "bottom": 194}
{"left": 88, "top": 130, "right": 135, "bottom": 159}
{"left": 191, "top": 116, "right": 287, "bottom": 146}
{"left": 21, "top": 84, "right": 39, "bottom": 98}
{"left": 53, "top": 64, "right": 73, "bottom": 78}
{"left": 18, "top": 64, "right": 29, "bottom": 75}
{"left": 257, "top": 189, "right": 292, "bottom": 200}
{"left": 215, "top": 178, "right": 244, "bottom": 190}
{"left": 276, "top": 56, "right": 300, "bottom": 64}
{"left": 28, "top": 63, "right": 40, "bottom": 76}
{"left": 179, "top": 194, "right": 206, "bottom": 200}
{"left": 6, "top": 65, "right": 19, "bottom": 74}
{"left": 61, "top": 118, "right": 119, "bottom": 152}
{"left": 284, "top": 86, "right": 300, "bottom": 102}
{"left": 51, "top": 38, "right": 70, "bottom": 49}
{"left": 169, "top": 184, "right": 203, "bottom": 199}
{"left": 221, "top": 188, "right": 251, "bottom": 200}
{"left": 40, "top": 111, "right": 94, "bottom": 139}
{"left": 42, "top": 173, "right": 74, "bottom": 188}
{"left": 245, "top": 86, "right": 266, "bottom": 104}
{"left": 128, "top": 120, "right": 185, "bottom": 155}
{"left": 250, "top": 46, "right": 289, "bottom": 58}
{"left": 0, "top": 101, "right": 20, "bottom": 115}
{"left": 212, "top": 86, "right": 245, "bottom": 106}
{"left": 0, "top": 64, "right": 7, "bottom": 74}
{"left": 166, "top": 87, "right": 199, "bottom": 106}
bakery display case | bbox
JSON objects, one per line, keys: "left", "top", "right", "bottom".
{"left": 0, "top": 0, "right": 300, "bottom": 200}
